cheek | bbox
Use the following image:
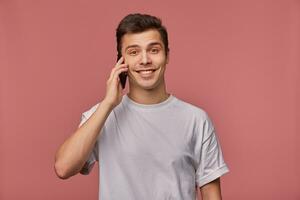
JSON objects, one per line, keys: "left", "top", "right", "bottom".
{"left": 125, "top": 58, "right": 137, "bottom": 67}
{"left": 156, "top": 55, "right": 167, "bottom": 64}
{"left": 127, "top": 65, "right": 137, "bottom": 75}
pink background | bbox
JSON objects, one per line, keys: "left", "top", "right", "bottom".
{"left": 1, "top": 0, "right": 299, "bottom": 199}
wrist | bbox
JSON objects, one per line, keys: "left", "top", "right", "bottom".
{"left": 100, "top": 99, "right": 115, "bottom": 111}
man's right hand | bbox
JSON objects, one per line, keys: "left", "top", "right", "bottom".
{"left": 54, "top": 57, "right": 129, "bottom": 179}
{"left": 103, "top": 56, "right": 128, "bottom": 109}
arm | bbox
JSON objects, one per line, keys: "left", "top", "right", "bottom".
{"left": 199, "top": 178, "right": 222, "bottom": 200}
{"left": 54, "top": 56, "right": 129, "bottom": 179}
{"left": 54, "top": 100, "right": 114, "bottom": 179}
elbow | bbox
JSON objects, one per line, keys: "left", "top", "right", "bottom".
{"left": 54, "top": 161, "right": 71, "bottom": 180}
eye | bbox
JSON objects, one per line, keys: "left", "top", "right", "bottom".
{"left": 129, "top": 50, "right": 139, "bottom": 56}
{"left": 150, "top": 48, "right": 160, "bottom": 53}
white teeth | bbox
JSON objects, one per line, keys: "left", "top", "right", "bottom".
{"left": 138, "top": 70, "right": 154, "bottom": 74}
{"left": 140, "top": 70, "right": 152, "bottom": 74}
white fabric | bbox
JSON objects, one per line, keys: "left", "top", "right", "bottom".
{"left": 78, "top": 94, "right": 229, "bottom": 200}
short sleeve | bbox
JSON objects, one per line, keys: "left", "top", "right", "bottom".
{"left": 195, "top": 113, "right": 229, "bottom": 187}
{"left": 78, "top": 103, "right": 100, "bottom": 175}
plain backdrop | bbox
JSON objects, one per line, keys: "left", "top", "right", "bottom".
{"left": 1, "top": 0, "right": 299, "bottom": 199}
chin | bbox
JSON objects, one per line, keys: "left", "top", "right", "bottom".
{"left": 137, "top": 77, "right": 165, "bottom": 91}
{"left": 136, "top": 82, "right": 158, "bottom": 90}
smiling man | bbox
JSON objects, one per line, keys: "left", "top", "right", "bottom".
{"left": 54, "top": 13, "right": 229, "bottom": 200}
{"left": 122, "top": 28, "right": 169, "bottom": 104}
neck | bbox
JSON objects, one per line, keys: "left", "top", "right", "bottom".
{"left": 127, "top": 82, "right": 170, "bottom": 105}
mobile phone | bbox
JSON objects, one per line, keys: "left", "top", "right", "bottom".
{"left": 117, "top": 53, "right": 127, "bottom": 89}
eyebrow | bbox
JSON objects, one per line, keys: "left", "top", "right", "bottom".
{"left": 124, "top": 42, "right": 163, "bottom": 51}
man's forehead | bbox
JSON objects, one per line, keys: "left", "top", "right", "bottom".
{"left": 122, "top": 30, "right": 163, "bottom": 49}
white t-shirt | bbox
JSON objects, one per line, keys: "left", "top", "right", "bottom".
{"left": 79, "top": 94, "right": 229, "bottom": 200}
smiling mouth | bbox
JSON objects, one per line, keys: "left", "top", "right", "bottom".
{"left": 136, "top": 69, "right": 157, "bottom": 77}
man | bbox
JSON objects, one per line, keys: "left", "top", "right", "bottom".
{"left": 54, "top": 13, "right": 229, "bottom": 200}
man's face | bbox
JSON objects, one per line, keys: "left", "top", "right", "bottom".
{"left": 121, "top": 29, "right": 169, "bottom": 91}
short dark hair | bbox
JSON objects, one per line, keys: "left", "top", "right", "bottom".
{"left": 116, "top": 13, "right": 169, "bottom": 60}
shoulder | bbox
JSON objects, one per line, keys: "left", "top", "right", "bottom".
{"left": 173, "top": 96, "right": 209, "bottom": 120}
{"left": 174, "top": 96, "right": 216, "bottom": 140}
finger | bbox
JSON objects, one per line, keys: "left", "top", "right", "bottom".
{"left": 108, "top": 67, "right": 128, "bottom": 84}
{"left": 115, "top": 56, "right": 124, "bottom": 66}
{"left": 108, "top": 64, "right": 128, "bottom": 79}
{"left": 108, "top": 64, "right": 128, "bottom": 82}
{"left": 109, "top": 61, "right": 128, "bottom": 78}
{"left": 111, "top": 67, "right": 128, "bottom": 84}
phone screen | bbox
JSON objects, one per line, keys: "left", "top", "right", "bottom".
{"left": 117, "top": 53, "right": 127, "bottom": 89}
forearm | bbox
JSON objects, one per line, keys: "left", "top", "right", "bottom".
{"left": 54, "top": 100, "right": 113, "bottom": 179}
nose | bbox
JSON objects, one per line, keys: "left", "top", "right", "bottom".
{"left": 140, "top": 51, "right": 151, "bottom": 65}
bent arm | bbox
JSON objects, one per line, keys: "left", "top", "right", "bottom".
{"left": 54, "top": 100, "right": 113, "bottom": 179}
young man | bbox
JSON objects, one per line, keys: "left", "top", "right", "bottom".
{"left": 54, "top": 13, "right": 229, "bottom": 200}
